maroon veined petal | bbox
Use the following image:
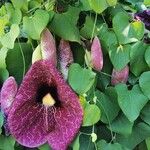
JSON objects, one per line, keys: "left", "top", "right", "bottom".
{"left": 91, "top": 36, "right": 103, "bottom": 71}
{"left": 111, "top": 65, "right": 129, "bottom": 85}
{"left": 47, "top": 82, "right": 83, "bottom": 150}
{"left": 41, "top": 28, "right": 57, "bottom": 66}
{"left": 8, "top": 60, "right": 83, "bottom": 149}
{"left": 58, "top": 39, "right": 74, "bottom": 80}
{"left": 0, "top": 77, "right": 18, "bottom": 115}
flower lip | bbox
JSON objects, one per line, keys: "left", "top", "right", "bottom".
{"left": 8, "top": 60, "right": 83, "bottom": 149}
{"left": 36, "top": 84, "right": 61, "bottom": 107}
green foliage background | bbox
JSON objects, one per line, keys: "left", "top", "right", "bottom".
{"left": 0, "top": 0, "right": 150, "bottom": 150}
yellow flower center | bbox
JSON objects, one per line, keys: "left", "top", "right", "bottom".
{"left": 42, "top": 93, "right": 55, "bottom": 107}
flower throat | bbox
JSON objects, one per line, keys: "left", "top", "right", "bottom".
{"left": 36, "top": 84, "right": 61, "bottom": 107}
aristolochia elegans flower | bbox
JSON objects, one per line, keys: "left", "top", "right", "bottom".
{"left": 91, "top": 36, "right": 103, "bottom": 71}
{"left": 8, "top": 60, "right": 83, "bottom": 150}
{"left": 41, "top": 28, "right": 57, "bottom": 66}
{"left": 111, "top": 65, "right": 129, "bottom": 85}
{"left": 0, "top": 77, "right": 18, "bottom": 135}
{"left": 58, "top": 39, "right": 73, "bottom": 80}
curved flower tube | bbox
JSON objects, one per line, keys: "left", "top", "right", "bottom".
{"left": 41, "top": 28, "right": 57, "bottom": 66}
{"left": 58, "top": 39, "right": 73, "bottom": 80}
{"left": 111, "top": 65, "right": 129, "bottom": 85}
{"left": 91, "top": 36, "right": 103, "bottom": 71}
{"left": 0, "top": 77, "right": 18, "bottom": 135}
{"left": 0, "top": 77, "right": 18, "bottom": 115}
{"left": 8, "top": 60, "right": 83, "bottom": 150}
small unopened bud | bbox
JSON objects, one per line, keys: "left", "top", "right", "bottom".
{"left": 41, "top": 28, "right": 57, "bottom": 66}
{"left": 0, "top": 77, "right": 18, "bottom": 115}
{"left": 111, "top": 65, "right": 129, "bottom": 85}
{"left": 91, "top": 36, "right": 103, "bottom": 71}
{"left": 59, "top": 39, "right": 73, "bottom": 80}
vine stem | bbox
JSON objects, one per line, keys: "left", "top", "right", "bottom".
{"left": 90, "top": 13, "right": 98, "bottom": 43}
{"left": 18, "top": 38, "right": 26, "bottom": 78}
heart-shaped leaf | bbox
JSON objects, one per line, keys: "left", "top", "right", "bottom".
{"left": 141, "top": 102, "right": 150, "bottom": 126}
{"left": 109, "top": 44, "right": 130, "bottom": 70}
{"left": 82, "top": 103, "right": 101, "bottom": 126}
{"left": 145, "top": 46, "right": 150, "bottom": 67}
{"left": 88, "top": 0, "right": 108, "bottom": 13}
{"left": 110, "top": 113, "right": 134, "bottom": 135}
{"left": 68, "top": 63, "right": 96, "bottom": 94}
{"left": 96, "top": 88, "right": 120, "bottom": 123}
{"left": 139, "top": 71, "right": 150, "bottom": 99}
{"left": 97, "top": 140, "right": 129, "bottom": 150}
{"left": 113, "top": 12, "right": 144, "bottom": 44}
{"left": 0, "top": 24, "right": 20, "bottom": 49}
{"left": 23, "top": 9, "right": 50, "bottom": 40}
{"left": 49, "top": 7, "right": 80, "bottom": 43}
{"left": 130, "top": 41, "right": 149, "bottom": 76}
{"left": 115, "top": 84, "right": 148, "bottom": 122}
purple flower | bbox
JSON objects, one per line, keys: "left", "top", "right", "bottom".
{"left": 91, "top": 36, "right": 103, "bottom": 71}
{"left": 0, "top": 77, "right": 17, "bottom": 115}
{"left": 41, "top": 28, "right": 57, "bottom": 66}
{"left": 7, "top": 60, "right": 83, "bottom": 150}
{"left": 111, "top": 65, "right": 129, "bottom": 85}
{"left": 58, "top": 39, "right": 73, "bottom": 80}
{"left": 0, "top": 77, "right": 18, "bottom": 135}
{"left": 135, "top": 10, "right": 150, "bottom": 30}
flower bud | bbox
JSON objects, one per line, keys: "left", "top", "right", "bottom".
{"left": 41, "top": 28, "right": 57, "bottom": 66}
{"left": 111, "top": 65, "right": 129, "bottom": 85}
{"left": 91, "top": 36, "right": 103, "bottom": 71}
{"left": 59, "top": 39, "right": 73, "bottom": 80}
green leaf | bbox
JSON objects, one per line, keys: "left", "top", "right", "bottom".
{"left": 5, "top": 3, "right": 22, "bottom": 24}
{"left": 0, "top": 135, "right": 15, "bottom": 150}
{"left": 115, "top": 84, "right": 148, "bottom": 122}
{"left": 0, "top": 112, "right": 4, "bottom": 134}
{"left": 97, "top": 140, "right": 129, "bottom": 150}
{"left": 80, "top": 0, "right": 91, "bottom": 11}
{"left": 130, "top": 21, "right": 145, "bottom": 40}
{"left": 146, "top": 138, "right": 150, "bottom": 150}
{"left": 113, "top": 12, "right": 144, "bottom": 44}
{"left": 116, "top": 122, "right": 150, "bottom": 149}
{"left": 11, "top": 0, "right": 28, "bottom": 11}
{"left": 0, "top": 47, "right": 8, "bottom": 69}
{"left": 109, "top": 44, "right": 130, "bottom": 70}
{"left": 72, "top": 134, "right": 80, "bottom": 150}
{"left": 110, "top": 113, "right": 134, "bottom": 135}
{"left": 0, "top": 24, "right": 20, "bottom": 49}
{"left": 68, "top": 63, "right": 96, "bottom": 94}
{"left": 0, "top": 68, "right": 9, "bottom": 86}
{"left": 0, "top": 15, "right": 9, "bottom": 36}
{"left": 88, "top": 0, "right": 108, "bottom": 13}
{"left": 106, "top": 0, "right": 118, "bottom": 6}
{"left": 82, "top": 103, "right": 101, "bottom": 126}
{"left": 144, "top": 0, "right": 150, "bottom": 5}
{"left": 49, "top": 7, "right": 80, "bottom": 43}
{"left": 130, "top": 41, "right": 149, "bottom": 76}
{"left": 139, "top": 71, "right": 150, "bottom": 99}
{"left": 79, "top": 133, "right": 95, "bottom": 150}
{"left": 96, "top": 89, "right": 120, "bottom": 123}
{"left": 23, "top": 9, "right": 50, "bottom": 40}
{"left": 145, "top": 46, "right": 150, "bottom": 67}
{"left": 141, "top": 102, "right": 150, "bottom": 126}
{"left": 38, "top": 143, "right": 51, "bottom": 150}
{"left": 80, "top": 15, "right": 100, "bottom": 39}
{"left": 6, "top": 43, "right": 32, "bottom": 84}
